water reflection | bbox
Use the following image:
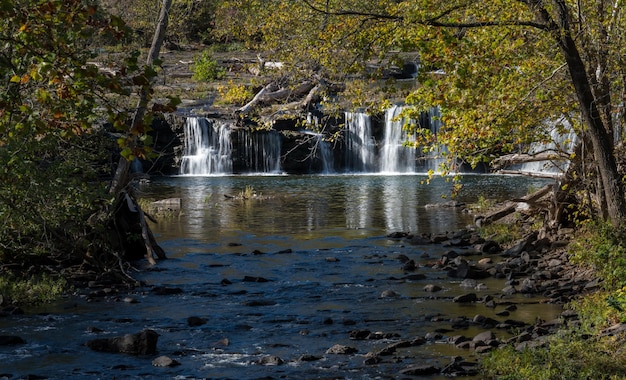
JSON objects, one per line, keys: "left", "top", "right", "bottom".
{"left": 142, "top": 174, "right": 552, "bottom": 249}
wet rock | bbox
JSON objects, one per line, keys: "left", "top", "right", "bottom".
{"left": 399, "top": 364, "right": 440, "bottom": 376}
{"left": 299, "top": 354, "right": 321, "bottom": 362}
{"left": 475, "top": 345, "right": 495, "bottom": 354}
{"left": 431, "top": 233, "right": 450, "bottom": 244}
{"left": 152, "top": 286, "right": 183, "bottom": 295}
{"left": 424, "top": 332, "right": 443, "bottom": 341}
{"left": 478, "top": 240, "right": 501, "bottom": 254}
{"left": 242, "top": 276, "right": 271, "bottom": 282}
{"left": 424, "top": 284, "right": 442, "bottom": 292}
{"left": 387, "top": 231, "right": 409, "bottom": 239}
{"left": 86, "top": 326, "right": 104, "bottom": 333}
{"left": 349, "top": 329, "right": 371, "bottom": 340}
{"left": 257, "top": 355, "right": 284, "bottom": 365}
{"left": 326, "top": 344, "right": 358, "bottom": 355}
{"left": 122, "top": 297, "right": 139, "bottom": 304}
{"left": 0, "top": 336, "right": 26, "bottom": 345}
{"left": 501, "top": 285, "right": 517, "bottom": 295}
{"left": 473, "top": 330, "right": 495, "bottom": 343}
{"left": 402, "top": 259, "right": 417, "bottom": 271}
{"left": 448, "top": 335, "right": 470, "bottom": 345}
{"left": 451, "top": 317, "right": 470, "bottom": 329}
{"left": 364, "top": 352, "right": 382, "bottom": 365}
{"left": 473, "top": 315, "right": 499, "bottom": 328}
{"left": 478, "top": 257, "right": 493, "bottom": 265}
{"left": 243, "top": 299, "right": 276, "bottom": 306}
{"left": 397, "top": 254, "right": 411, "bottom": 263}
{"left": 152, "top": 355, "right": 180, "bottom": 367}
{"left": 325, "top": 257, "right": 340, "bottom": 262}
{"left": 86, "top": 329, "right": 158, "bottom": 355}
{"left": 460, "top": 279, "right": 478, "bottom": 288}
{"left": 212, "top": 337, "right": 230, "bottom": 347}
{"left": 453, "top": 293, "right": 477, "bottom": 303}
{"left": 187, "top": 316, "right": 207, "bottom": 327}
{"left": 220, "top": 278, "right": 232, "bottom": 286}
{"left": 402, "top": 274, "right": 426, "bottom": 281}
{"left": 380, "top": 289, "right": 400, "bottom": 298}
{"left": 441, "top": 357, "right": 480, "bottom": 376}
{"left": 409, "top": 235, "right": 432, "bottom": 245}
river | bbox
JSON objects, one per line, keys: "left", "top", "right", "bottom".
{"left": 0, "top": 174, "right": 562, "bottom": 379}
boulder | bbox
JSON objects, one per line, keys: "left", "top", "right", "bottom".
{"left": 86, "top": 329, "right": 158, "bottom": 355}
{"left": 326, "top": 344, "right": 358, "bottom": 355}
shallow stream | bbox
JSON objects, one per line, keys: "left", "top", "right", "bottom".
{"left": 1, "top": 174, "right": 562, "bottom": 379}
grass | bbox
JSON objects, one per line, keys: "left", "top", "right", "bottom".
{"left": 482, "top": 220, "right": 626, "bottom": 379}
{"left": 0, "top": 273, "right": 68, "bottom": 305}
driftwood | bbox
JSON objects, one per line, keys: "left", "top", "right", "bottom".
{"left": 236, "top": 80, "right": 316, "bottom": 115}
{"left": 491, "top": 152, "right": 569, "bottom": 169}
{"left": 497, "top": 169, "right": 564, "bottom": 179}
{"left": 478, "top": 184, "right": 553, "bottom": 226}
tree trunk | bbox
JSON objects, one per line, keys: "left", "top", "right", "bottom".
{"left": 529, "top": 0, "right": 626, "bottom": 226}
{"left": 110, "top": 0, "right": 172, "bottom": 196}
{"left": 109, "top": 0, "right": 172, "bottom": 264}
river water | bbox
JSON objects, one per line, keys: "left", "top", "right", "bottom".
{"left": 1, "top": 174, "right": 562, "bottom": 379}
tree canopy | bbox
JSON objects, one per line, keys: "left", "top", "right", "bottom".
{"left": 0, "top": 0, "right": 168, "bottom": 278}
{"left": 214, "top": 0, "right": 626, "bottom": 225}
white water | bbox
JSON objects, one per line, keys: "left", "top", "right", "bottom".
{"left": 380, "top": 105, "right": 417, "bottom": 173}
{"left": 236, "top": 129, "right": 282, "bottom": 173}
{"left": 180, "top": 117, "right": 233, "bottom": 175}
{"left": 344, "top": 111, "right": 377, "bottom": 172}
{"left": 344, "top": 106, "right": 445, "bottom": 173}
{"left": 518, "top": 117, "right": 578, "bottom": 176}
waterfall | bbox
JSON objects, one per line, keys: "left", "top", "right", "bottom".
{"left": 236, "top": 129, "right": 282, "bottom": 173}
{"left": 418, "top": 106, "right": 447, "bottom": 173}
{"left": 180, "top": 117, "right": 232, "bottom": 175}
{"left": 519, "top": 117, "right": 578, "bottom": 176}
{"left": 344, "top": 111, "right": 377, "bottom": 172}
{"left": 304, "top": 131, "right": 335, "bottom": 174}
{"left": 380, "top": 105, "right": 417, "bottom": 173}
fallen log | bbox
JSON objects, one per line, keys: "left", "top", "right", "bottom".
{"left": 478, "top": 184, "right": 553, "bottom": 226}
{"left": 236, "top": 80, "right": 315, "bottom": 115}
{"left": 491, "top": 152, "right": 569, "bottom": 169}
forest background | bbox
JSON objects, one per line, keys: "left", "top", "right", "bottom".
{"left": 3, "top": 1, "right": 626, "bottom": 378}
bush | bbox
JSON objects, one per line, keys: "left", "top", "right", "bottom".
{"left": 216, "top": 81, "right": 254, "bottom": 105}
{"left": 192, "top": 50, "right": 225, "bottom": 82}
{"left": 570, "top": 221, "right": 626, "bottom": 290}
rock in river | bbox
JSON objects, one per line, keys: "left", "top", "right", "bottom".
{"left": 86, "top": 329, "right": 158, "bottom": 355}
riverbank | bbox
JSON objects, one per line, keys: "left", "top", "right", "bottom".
{"left": 0, "top": 188, "right": 613, "bottom": 379}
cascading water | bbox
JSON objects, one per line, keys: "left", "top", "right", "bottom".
{"left": 418, "top": 106, "right": 447, "bottom": 172}
{"left": 236, "top": 129, "right": 282, "bottom": 173}
{"left": 519, "top": 117, "right": 578, "bottom": 176}
{"left": 180, "top": 117, "right": 232, "bottom": 175}
{"left": 344, "top": 111, "right": 377, "bottom": 172}
{"left": 304, "top": 131, "right": 335, "bottom": 174}
{"left": 380, "top": 105, "right": 417, "bottom": 173}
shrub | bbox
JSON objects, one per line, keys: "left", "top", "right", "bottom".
{"left": 216, "top": 81, "right": 254, "bottom": 105}
{"left": 192, "top": 50, "right": 225, "bottom": 82}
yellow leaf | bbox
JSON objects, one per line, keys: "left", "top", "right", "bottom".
{"left": 10, "top": 75, "right": 20, "bottom": 83}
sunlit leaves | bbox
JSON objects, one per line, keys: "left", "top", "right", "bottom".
{"left": 0, "top": 0, "right": 171, "bottom": 260}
